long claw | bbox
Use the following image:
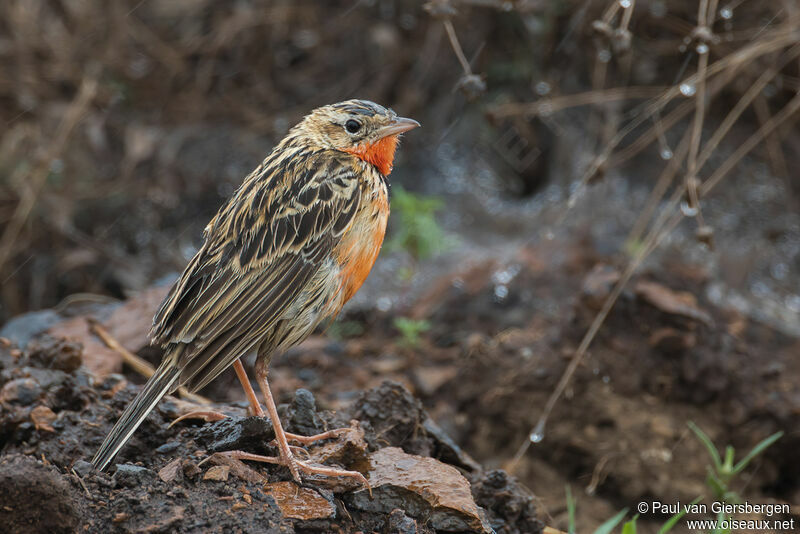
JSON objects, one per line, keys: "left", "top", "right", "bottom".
{"left": 169, "top": 410, "right": 228, "bottom": 427}
{"left": 283, "top": 428, "right": 348, "bottom": 445}
{"left": 207, "top": 449, "right": 371, "bottom": 495}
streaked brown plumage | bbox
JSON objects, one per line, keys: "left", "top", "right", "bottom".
{"left": 91, "top": 100, "right": 419, "bottom": 486}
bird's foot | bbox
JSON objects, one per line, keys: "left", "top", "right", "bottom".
{"left": 281, "top": 427, "right": 349, "bottom": 446}
{"left": 206, "top": 449, "right": 371, "bottom": 495}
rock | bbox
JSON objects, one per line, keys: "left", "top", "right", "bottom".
{"left": 0, "top": 310, "right": 62, "bottom": 347}
{"left": 422, "top": 418, "right": 482, "bottom": 473}
{"left": 26, "top": 336, "right": 83, "bottom": 373}
{"left": 287, "top": 388, "right": 322, "bottom": 435}
{"left": 353, "top": 381, "right": 429, "bottom": 455}
{"left": 71, "top": 459, "right": 95, "bottom": 477}
{"left": 471, "top": 470, "right": 544, "bottom": 534}
{"left": 113, "top": 464, "right": 156, "bottom": 487}
{"left": 353, "top": 381, "right": 481, "bottom": 472}
{"left": 195, "top": 415, "right": 275, "bottom": 453}
{"left": 387, "top": 508, "right": 419, "bottom": 534}
{"left": 0, "top": 454, "right": 80, "bottom": 534}
{"left": 182, "top": 460, "right": 202, "bottom": 480}
{"left": 306, "top": 421, "right": 369, "bottom": 470}
{"left": 0, "top": 378, "right": 42, "bottom": 405}
{"left": 203, "top": 465, "right": 230, "bottom": 482}
{"left": 263, "top": 481, "right": 336, "bottom": 520}
{"left": 47, "top": 317, "right": 122, "bottom": 378}
{"left": 349, "top": 447, "right": 493, "bottom": 533}
{"left": 155, "top": 441, "right": 181, "bottom": 454}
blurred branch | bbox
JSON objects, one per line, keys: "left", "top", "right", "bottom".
{"left": 489, "top": 86, "right": 667, "bottom": 118}
{"left": 426, "top": 0, "right": 487, "bottom": 98}
{"left": 509, "top": 86, "right": 800, "bottom": 473}
{"left": 0, "top": 74, "right": 98, "bottom": 275}
{"left": 443, "top": 19, "right": 472, "bottom": 75}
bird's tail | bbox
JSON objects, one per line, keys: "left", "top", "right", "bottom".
{"left": 91, "top": 359, "right": 182, "bottom": 471}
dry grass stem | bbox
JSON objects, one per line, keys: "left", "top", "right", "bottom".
{"left": 89, "top": 320, "right": 211, "bottom": 405}
{"left": 0, "top": 75, "right": 97, "bottom": 274}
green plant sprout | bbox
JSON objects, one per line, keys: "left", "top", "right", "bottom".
{"left": 556, "top": 419, "right": 782, "bottom": 534}
{"left": 687, "top": 421, "right": 783, "bottom": 503}
{"left": 566, "top": 485, "right": 576, "bottom": 534}
{"left": 386, "top": 186, "right": 449, "bottom": 261}
{"left": 393, "top": 317, "right": 431, "bottom": 348}
{"left": 593, "top": 509, "right": 628, "bottom": 534}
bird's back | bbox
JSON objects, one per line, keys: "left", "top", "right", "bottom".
{"left": 149, "top": 146, "right": 387, "bottom": 393}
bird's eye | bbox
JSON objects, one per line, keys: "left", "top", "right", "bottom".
{"left": 345, "top": 119, "right": 362, "bottom": 134}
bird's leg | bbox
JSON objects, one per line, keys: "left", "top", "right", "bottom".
{"left": 254, "top": 358, "right": 369, "bottom": 489}
{"left": 232, "top": 358, "right": 265, "bottom": 417}
{"left": 170, "top": 359, "right": 262, "bottom": 425}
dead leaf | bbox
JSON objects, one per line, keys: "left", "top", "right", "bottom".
{"left": 205, "top": 453, "right": 264, "bottom": 483}
{"left": 30, "top": 405, "right": 57, "bottom": 432}
{"left": 158, "top": 458, "right": 183, "bottom": 483}
{"left": 635, "top": 280, "right": 712, "bottom": 325}
{"left": 262, "top": 481, "right": 335, "bottom": 520}
{"left": 203, "top": 465, "right": 230, "bottom": 482}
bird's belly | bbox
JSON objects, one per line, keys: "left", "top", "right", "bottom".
{"left": 335, "top": 206, "right": 388, "bottom": 305}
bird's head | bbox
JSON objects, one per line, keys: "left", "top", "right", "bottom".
{"left": 294, "top": 99, "right": 420, "bottom": 176}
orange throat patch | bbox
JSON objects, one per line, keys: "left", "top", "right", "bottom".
{"left": 344, "top": 135, "right": 399, "bottom": 175}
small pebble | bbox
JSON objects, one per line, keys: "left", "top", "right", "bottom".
{"left": 72, "top": 460, "right": 95, "bottom": 477}
{"left": 155, "top": 441, "right": 181, "bottom": 454}
{"left": 113, "top": 464, "right": 155, "bottom": 487}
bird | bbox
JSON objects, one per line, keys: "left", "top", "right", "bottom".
{"left": 91, "top": 99, "right": 420, "bottom": 486}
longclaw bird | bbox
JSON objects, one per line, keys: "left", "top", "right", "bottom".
{"left": 91, "top": 100, "right": 419, "bottom": 487}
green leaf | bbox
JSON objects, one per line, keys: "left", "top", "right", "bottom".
{"left": 658, "top": 496, "right": 701, "bottom": 534}
{"left": 732, "top": 431, "right": 783, "bottom": 474}
{"left": 688, "top": 421, "right": 721, "bottom": 471}
{"left": 392, "top": 317, "right": 431, "bottom": 348}
{"left": 386, "top": 186, "right": 448, "bottom": 261}
{"left": 592, "top": 509, "right": 628, "bottom": 534}
{"left": 706, "top": 469, "right": 727, "bottom": 500}
{"left": 712, "top": 511, "right": 732, "bottom": 534}
{"left": 566, "top": 485, "right": 576, "bottom": 534}
{"left": 621, "top": 514, "right": 638, "bottom": 534}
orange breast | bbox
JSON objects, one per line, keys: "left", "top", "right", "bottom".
{"left": 335, "top": 193, "right": 389, "bottom": 304}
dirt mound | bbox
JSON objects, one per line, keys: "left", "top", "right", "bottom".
{"left": 0, "top": 336, "right": 542, "bottom": 534}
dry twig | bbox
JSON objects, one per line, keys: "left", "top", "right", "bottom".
{"left": 89, "top": 320, "right": 211, "bottom": 405}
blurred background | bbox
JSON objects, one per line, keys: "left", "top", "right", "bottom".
{"left": 1, "top": 0, "right": 799, "bottom": 531}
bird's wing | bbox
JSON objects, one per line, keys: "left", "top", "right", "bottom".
{"left": 149, "top": 150, "right": 361, "bottom": 391}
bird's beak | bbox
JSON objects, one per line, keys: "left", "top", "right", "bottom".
{"left": 376, "top": 117, "right": 420, "bottom": 139}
